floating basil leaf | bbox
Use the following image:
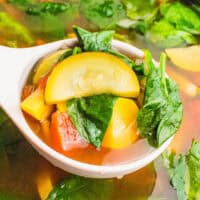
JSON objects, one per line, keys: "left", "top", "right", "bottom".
{"left": 47, "top": 175, "right": 113, "bottom": 200}
{"left": 74, "top": 26, "right": 114, "bottom": 51}
{"left": 137, "top": 51, "right": 183, "bottom": 147}
{"left": 146, "top": 20, "right": 197, "bottom": 48}
{"left": 67, "top": 94, "right": 116, "bottom": 148}
{"left": 163, "top": 140, "right": 200, "bottom": 200}
{"left": 160, "top": 2, "right": 200, "bottom": 35}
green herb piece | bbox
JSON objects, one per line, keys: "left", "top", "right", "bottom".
{"left": 122, "top": 0, "right": 158, "bottom": 34}
{"left": 80, "top": 0, "right": 126, "bottom": 29}
{"left": 187, "top": 140, "right": 200, "bottom": 199}
{"left": 74, "top": 26, "right": 114, "bottom": 51}
{"left": 160, "top": 2, "right": 200, "bottom": 35}
{"left": 146, "top": 19, "right": 197, "bottom": 48}
{"left": 163, "top": 140, "right": 200, "bottom": 200}
{"left": 67, "top": 94, "right": 116, "bottom": 148}
{"left": 137, "top": 51, "right": 183, "bottom": 147}
{"left": 47, "top": 175, "right": 113, "bottom": 200}
{"left": 0, "top": 12, "right": 34, "bottom": 46}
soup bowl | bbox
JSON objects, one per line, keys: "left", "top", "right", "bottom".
{"left": 0, "top": 38, "right": 173, "bottom": 178}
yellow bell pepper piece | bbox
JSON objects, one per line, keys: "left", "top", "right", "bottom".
{"left": 21, "top": 88, "right": 53, "bottom": 121}
{"left": 102, "top": 98, "right": 139, "bottom": 149}
{"left": 36, "top": 170, "right": 54, "bottom": 200}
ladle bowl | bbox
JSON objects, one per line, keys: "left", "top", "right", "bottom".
{"left": 0, "top": 38, "right": 173, "bottom": 178}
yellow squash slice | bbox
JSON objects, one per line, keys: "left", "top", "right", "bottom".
{"left": 45, "top": 52, "right": 140, "bottom": 104}
{"left": 33, "top": 49, "right": 67, "bottom": 84}
{"left": 166, "top": 45, "right": 200, "bottom": 72}
{"left": 102, "top": 98, "right": 139, "bottom": 149}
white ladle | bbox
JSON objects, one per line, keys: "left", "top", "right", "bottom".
{"left": 0, "top": 38, "right": 172, "bottom": 178}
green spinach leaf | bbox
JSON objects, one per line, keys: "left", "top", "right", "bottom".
{"left": 160, "top": 2, "right": 200, "bottom": 35}
{"left": 137, "top": 51, "right": 183, "bottom": 147}
{"left": 187, "top": 140, "right": 200, "bottom": 199}
{"left": 122, "top": 0, "right": 158, "bottom": 34}
{"left": 67, "top": 94, "right": 116, "bottom": 148}
{"left": 0, "top": 12, "right": 34, "bottom": 46}
{"left": 74, "top": 26, "right": 114, "bottom": 51}
{"left": 146, "top": 19, "right": 197, "bottom": 48}
{"left": 80, "top": 0, "right": 126, "bottom": 29}
{"left": 47, "top": 175, "right": 113, "bottom": 200}
{"left": 163, "top": 140, "right": 200, "bottom": 200}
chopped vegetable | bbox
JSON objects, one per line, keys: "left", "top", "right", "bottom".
{"left": 166, "top": 45, "right": 200, "bottom": 72}
{"left": 40, "top": 120, "right": 51, "bottom": 145}
{"left": 67, "top": 94, "right": 116, "bottom": 148}
{"left": 45, "top": 52, "right": 140, "bottom": 103}
{"left": 160, "top": 2, "right": 200, "bottom": 35}
{"left": 120, "top": 1, "right": 200, "bottom": 48}
{"left": 36, "top": 170, "right": 54, "bottom": 200}
{"left": 122, "top": 0, "right": 158, "bottom": 34}
{"left": 33, "top": 49, "right": 68, "bottom": 84}
{"left": 21, "top": 88, "right": 53, "bottom": 121}
{"left": 163, "top": 140, "right": 200, "bottom": 200}
{"left": 74, "top": 26, "right": 114, "bottom": 51}
{"left": 146, "top": 19, "right": 197, "bottom": 48}
{"left": 0, "top": 11, "right": 34, "bottom": 46}
{"left": 46, "top": 175, "right": 113, "bottom": 200}
{"left": 80, "top": 0, "right": 126, "bottom": 29}
{"left": 137, "top": 52, "right": 183, "bottom": 147}
{"left": 102, "top": 98, "right": 139, "bottom": 149}
{"left": 50, "top": 111, "right": 88, "bottom": 152}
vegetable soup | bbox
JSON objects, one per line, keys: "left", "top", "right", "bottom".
{"left": 0, "top": 0, "right": 200, "bottom": 200}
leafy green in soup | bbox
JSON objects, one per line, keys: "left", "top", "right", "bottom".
{"left": 163, "top": 140, "right": 200, "bottom": 200}
{"left": 137, "top": 51, "right": 183, "bottom": 147}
